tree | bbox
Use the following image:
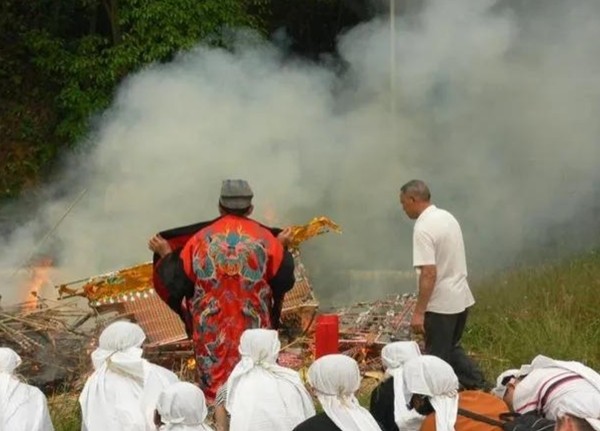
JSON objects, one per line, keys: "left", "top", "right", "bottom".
{"left": 0, "top": 0, "right": 368, "bottom": 199}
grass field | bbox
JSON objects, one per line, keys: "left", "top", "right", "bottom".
{"left": 48, "top": 250, "right": 600, "bottom": 430}
{"left": 464, "top": 250, "right": 600, "bottom": 379}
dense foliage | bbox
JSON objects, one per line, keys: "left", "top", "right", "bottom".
{"left": 0, "top": 0, "right": 368, "bottom": 199}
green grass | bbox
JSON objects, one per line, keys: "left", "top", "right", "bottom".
{"left": 464, "top": 250, "right": 600, "bottom": 380}
{"left": 48, "top": 393, "right": 80, "bottom": 431}
{"left": 48, "top": 250, "right": 600, "bottom": 428}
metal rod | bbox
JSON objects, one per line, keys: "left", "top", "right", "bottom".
{"left": 10, "top": 188, "right": 88, "bottom": 279}
{"left": 390, "top": 0, "right": 396, "bottom": 116}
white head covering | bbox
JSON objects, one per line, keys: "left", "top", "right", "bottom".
{"left": 381, "top": 341, "right": 423, "bottom": 431}
{"left": 79, "top": 321, "right": 179, "bottom": 431}
{"left": 491, "top": 368, "right": 520, "bottom": 398}
{"left": 226, "top": 329, "right": 315, "bottom": 431}
{"left": 0, "top": 348, "right": 21, "bottom": 374}
{"left": 527, "top": 355, "right": 600, "bottom": 422}
{"left": 0, "top": 348, "right": 54, "bottom": 431}
{"left": 156, "top": 382, "right": 214, "bottom": 430}
{"left": 585, "top": 418, "right": 600, "bottom": 431}
{"left": 308, "top": 354, "right": 382, "bottom": 431}
{"left": 403, "top": 355, "right": 459, "bottom": 431}
{"left": 91, "top": 320, "right": 147, "bottom": 380}
{"left": 516, "top": 364, "right": 533, "bottom": 378}
{"left": 528, "top": 355, "right": 600, "bottom": 393}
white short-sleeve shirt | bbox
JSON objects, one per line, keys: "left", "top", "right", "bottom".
{"left": 413, "top": 205, "right": 475, "bottom": 314}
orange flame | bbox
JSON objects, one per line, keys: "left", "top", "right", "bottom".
{"left": 22, "top": 257, "right": 53, "bottom": 311}
{"left": 186, "top": 357, "right": 197, "bottom": 370}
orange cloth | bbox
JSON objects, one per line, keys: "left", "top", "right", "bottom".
{"left": 421, "top": 391, "right": 509, "bottom": 431}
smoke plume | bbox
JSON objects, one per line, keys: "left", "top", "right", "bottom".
{"left": 1, "top": 0, "right": 599, "bottom": 305}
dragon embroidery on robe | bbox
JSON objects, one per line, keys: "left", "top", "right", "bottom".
{"left": 183, "top": 219, "right": 278, "bottom": 401}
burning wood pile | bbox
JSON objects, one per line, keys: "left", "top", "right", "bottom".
{"left": 0, "top": 215, "right": 418, "bottom": 392}
{"left": 337, "top": 293, "right": 419, "bottom": 370}
{"left": 0, "top": 298, "right": 96, "bottom": 391}
{"left": 275, "top": 293, "right": 418, "bottom": 375}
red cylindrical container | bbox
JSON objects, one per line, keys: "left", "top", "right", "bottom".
{"left": 314, "top": 314, "right": 339, "bottom": 358}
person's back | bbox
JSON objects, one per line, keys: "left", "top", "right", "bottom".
{"left": 226, "top": 329, "right": 315, "bottom": 431}
{"left": 79, "top": 321, "right": 179, "bottom": 431}
{"left": 155, "top": 382, "right": 214, "bottom": 430}
{"left": 238, "top": 370, "right": 312, "bottom": 430}
{"left": 81, "top": 366, "right": 146, "bottom": 430}
{"left": 370, "top": 380, "right": 423, "bottom": 431}
{"left": 81, "top": 356, "right": 179, "bottom": 431}
{"left": 180, "top": 214, "right": 286, "bottom": 399}
{"left": 0, "top": 347, "right": 54, "bottom": 431}
{"left": 1, "top": 376, "right": 54, "bottom": 431}
{"left": 293, "top": 354, "right": 382, "bottom": 431}
{"left": 370, "top": 378, "right": 397, "bottom": 431}
{"left": 371, "top": 341, "right": 424, "bottom": 431}
{"left": 414, "top": 206, "right": 473, "bottom": 313}
{"left": 420, "top": 391, "right": 509, "bottom": 431}
{"left": 293, "top": 412, "right": 342, "bottom": 431}
{"left": 402, "top": 182, "right": 485, "bottom": 390}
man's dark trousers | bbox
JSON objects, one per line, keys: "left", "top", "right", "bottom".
{"left": 424, "top": 308, "right": 487, "bottom": 390}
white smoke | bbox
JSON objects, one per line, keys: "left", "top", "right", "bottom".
{"left": 1, "top": 0, "right": 599, "bottom": 305}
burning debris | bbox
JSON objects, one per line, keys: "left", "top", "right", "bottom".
{"left": 0, "top": 215, "right": 417, "bottom": 392}
{"left": 0, "top": 298, "right": 95, "bottom": 391}
{"left": 336, "top": 293, "right": 419, "bottom": 373}
{"left": 337, "top": 294, "right": 417, "bottom": 347}
{"left": 274, "top": 293, "right": 418, "bottom": 375}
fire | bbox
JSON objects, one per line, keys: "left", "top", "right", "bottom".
{"left": 22, "top": 257, "right": 53, "bottom": 311}
{"left": 186, "top": 356, "right": 197, "bottom": 370}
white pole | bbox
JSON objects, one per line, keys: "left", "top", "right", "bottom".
{"left": 390, "top": 0, "right": 396, "bottom": 116}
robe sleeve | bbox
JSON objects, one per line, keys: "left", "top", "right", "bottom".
{"left": 151, "top": 218, "right": 218, "bottom": 334}
{"left": 154, "top": 251, "right": 194, "bottom": 321}
{"left": 269, "top": 249, "right": 296, "bottom": 329}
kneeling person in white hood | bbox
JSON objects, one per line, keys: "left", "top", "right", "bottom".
{"left": 79, "top": 321, "right": 179, "bottom": 431}
{"left": 224, "top": 328, "right": 315, "bottom": 431}
{"left": 503, "top": 355, "right": 600, "bottom": 421}
{"left": 155, "top": 382, "right": 214, "bottom": 430}
{"left": 370, "top": 341, "right": 424, "bottom": 431}
{"left": 293, "top": 354, "right": 382, "bottom": 431}
{"left": 403, "top": 355, "right": 509, "bottom": 431}
{"left": 0, "top": 347, "right": 54, "bottom": 431}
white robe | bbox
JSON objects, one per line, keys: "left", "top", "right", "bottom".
{"left": 0, "top": 348, "right": 54, "bottom": 431}
{"left": 226, "top": 329, "right": 315, "bottom": 431}
{"left": 79, "top": 321, "right": 179, "bottom": 431}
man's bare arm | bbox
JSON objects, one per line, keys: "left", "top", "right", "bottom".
{"left": 411, "top": 264, "right": 437, "bottom": 334}
{"left": 415, "top": 265, "right": 437, "bottom": 313}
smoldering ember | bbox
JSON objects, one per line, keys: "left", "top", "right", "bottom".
{"left": 0, "top": 217, "right": 416, "bottom": 393}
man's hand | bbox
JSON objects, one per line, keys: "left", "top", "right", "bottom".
{"left": 148, "top": 234, "right": 172, "bottom": 258}
{"left": 411, "top": 311, "right": 426, "bottom": 335}
{"left": 277, "top": 227, "right": 293, "bottom": 248}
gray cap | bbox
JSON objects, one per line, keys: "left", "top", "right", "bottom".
{"left": 219, "top": 179, "right": 253, "bottom": 210}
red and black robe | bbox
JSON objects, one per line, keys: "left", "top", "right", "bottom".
{"left": 152, "top": 214, "right": 295, "bottom": 401}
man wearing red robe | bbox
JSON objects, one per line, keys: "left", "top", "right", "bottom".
{"left": 148, "top": 179, "right": 295, "bottom": 402}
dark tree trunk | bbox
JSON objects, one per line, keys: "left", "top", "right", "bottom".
{"left": 102, "top": 0, "right": 121, "bottom": 45}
